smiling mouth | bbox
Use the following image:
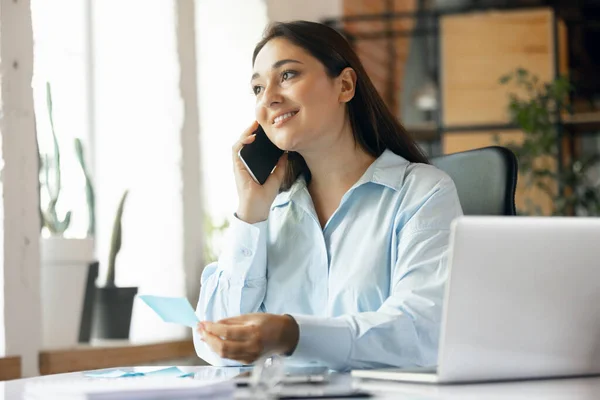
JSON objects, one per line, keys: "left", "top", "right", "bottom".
{"left": 273, "top": 110, "right": 299, "bottom": 125}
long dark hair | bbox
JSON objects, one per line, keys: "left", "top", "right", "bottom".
{"left": 253, "top": 21, "right": 429, "bottom": 190}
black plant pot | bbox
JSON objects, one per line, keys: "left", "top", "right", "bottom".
{"left": 79, "top": 261, "right": 100, "bottom": 343}
{"left": 91, "top": 286, "right": 138, "bottom": 340}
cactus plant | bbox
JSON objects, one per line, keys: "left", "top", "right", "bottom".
{"left": 105, "top": 190, "right": 129, "bottom": 288}
{"left": 40, "top": 82, "right": 72, "bottom": 235}
{"left": 75, "top": 138, "right": 96, "bottom": 237}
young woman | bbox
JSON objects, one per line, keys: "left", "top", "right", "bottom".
{"left": 194, "top": 21, "right": 463, "bottom": 371}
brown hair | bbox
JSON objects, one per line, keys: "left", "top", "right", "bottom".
{"left": 253, "top": 21, "right": 428, "bottom": 190}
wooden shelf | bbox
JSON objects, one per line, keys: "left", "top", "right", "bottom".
{"left": 39, "top": 339, "right": 196, "bottom": 375}
{"left": 406, "top": 122, "right": 439, "bottom": 142}
{"left": 563, "top": 111, "right": 600, "bottom": 123}
{"left": 562, "top": 111, "right": 600, "bottom": 134}
{"left": 0, "top": 356, "right": 21, "bottom": 381}
{"left": 403, "top": 110, "right": 600, "bottom": 142}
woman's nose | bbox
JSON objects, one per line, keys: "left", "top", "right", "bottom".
{"left": 261, "top": 85, "right": 283, "bottom": 108}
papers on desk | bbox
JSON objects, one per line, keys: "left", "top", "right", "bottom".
{"left": 84, "top": 366, "right": 193, "bottom": 378}
{"left": 24, "top": 375, "right": 234, "bottom": 399}
{"left": 84, "top": 370, "right": 143, "bottom": 378}
{"left": 138, "top": 295, "right": 199, "bottom": 327}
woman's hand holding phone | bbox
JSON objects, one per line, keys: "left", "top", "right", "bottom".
{"left": 232, "top": 121, "right": 288, "bottom": 224}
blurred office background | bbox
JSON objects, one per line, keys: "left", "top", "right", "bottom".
{"left": 1, "top": 0, "right": 599, "bottom": 378}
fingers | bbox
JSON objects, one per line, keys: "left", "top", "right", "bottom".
{"left": 232, "top": 121, "right": 259, "bottom": 157}
{"left": 232, "top": 133, "right": 257, "bottom": 160}
{"left": 202, "top": 330, "right": 256, "bottom": 360}
{"left": 202, "top": 321, "right": 258, "bottom": 341}
{"left": 216, "top": 315, "right": 254, "bottom": 325}
{"left": 201, "top": 329, "right": 263, "bottom": 364}
{"left": 239, "top": 120, "right": 259, "bottom": 141}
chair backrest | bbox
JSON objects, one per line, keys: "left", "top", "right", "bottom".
{"left": 431, "top": 146, "right": 518, "bottom": 216}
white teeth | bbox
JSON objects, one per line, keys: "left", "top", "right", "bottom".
{"left": 273, "top": 111, "right": 297, "bottom": 124}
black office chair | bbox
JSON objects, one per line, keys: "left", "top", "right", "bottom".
{"left": 431, "top": 146, "right": 518, "bottom": 216}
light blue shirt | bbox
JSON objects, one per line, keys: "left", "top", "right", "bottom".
{"left": 194, "top": 149, "right": 463, "bottom": 371}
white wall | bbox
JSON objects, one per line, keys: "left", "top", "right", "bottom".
{"left": 176, "top": 0, "right": 204, "bottom": 305}
{"left": 265, "top": 0, "right": 342, "bottom": 22}
{"left": 0, "top": 0, "right": 42, "bottom": 376}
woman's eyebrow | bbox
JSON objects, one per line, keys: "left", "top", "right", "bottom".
{"left": 251, "top": 59, "right": 304, "bottom": 81}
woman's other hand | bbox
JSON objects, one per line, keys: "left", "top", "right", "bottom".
{"left": 198, "top": 313, "right": 299, "bottom": 365}
{"left": 233, "top": 121, "right": 288, "bottom": 224}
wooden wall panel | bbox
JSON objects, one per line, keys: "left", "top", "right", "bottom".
{"left": 441, "top": 8, "right": 559, "bottom": 126}
{"left": 440, "top": 8, "right": 568, "bottom": 215}
{"left": 343, "top": 0, "right": 417, "bottom": 112}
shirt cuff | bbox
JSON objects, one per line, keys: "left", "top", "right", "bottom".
{"left": 218, "top": 214, "right": 268, "bottom": 283}
{"left": 286, "top": 315, "right": 352, "bottom": 371}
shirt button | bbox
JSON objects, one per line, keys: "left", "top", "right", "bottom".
{"left": 241, "top": 247, "right": 253, "bottom": 257}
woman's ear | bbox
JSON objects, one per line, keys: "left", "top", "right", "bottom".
{"left": 338, "top": 67, "right": 357, "bottom": 103}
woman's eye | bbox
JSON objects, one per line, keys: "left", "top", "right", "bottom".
{"left": 281, "top": 70, "right": 297, "bottom": 81}
{"left": 252, "top": 86, "right": 263, "bottom": 95}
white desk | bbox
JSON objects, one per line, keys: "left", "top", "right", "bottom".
{"left": 354, "top": 376, "right": 600, "bottom": 399}
{"left": 3, "top": 367, "right": 600, "bottom": 399}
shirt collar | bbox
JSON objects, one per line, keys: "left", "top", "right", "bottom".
{"left": 351, "top": 148, "right": 410, "bottom": 192}
{"left": 271, "top": 176, "right": 307, "bottom": 209}
{"left": 271, "top": 149, "right": 411, "bottom": 210}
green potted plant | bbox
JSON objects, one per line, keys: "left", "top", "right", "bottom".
{"left": 39, "top": 82, "right": 96, "bottom": 349}
{"left": 499, "top": 68, "right": 600, "bottom": 216}
{"left": 91, "top": 190, "right": 139, "bottom": 339}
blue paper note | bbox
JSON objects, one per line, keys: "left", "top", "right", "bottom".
{"left": 138, "top": 295, "right": 199, "bottom": 327}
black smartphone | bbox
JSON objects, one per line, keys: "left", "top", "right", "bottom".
{"left": 238, "top": 124, "right": 284, "bottom": 185}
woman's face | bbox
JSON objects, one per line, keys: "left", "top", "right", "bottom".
{"left": 251, "top": 38, "right": 349, "bottom": 153}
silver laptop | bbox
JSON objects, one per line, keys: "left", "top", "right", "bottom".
{"left": 352, "top": 216, "right": 600, "bottom": 384}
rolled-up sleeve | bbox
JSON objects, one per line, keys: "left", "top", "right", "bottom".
{"left": 287, "top": 177, "right": 463, "bottom": 371}
{"left": 193, "top": 215, "right": 269, "bottom": 366}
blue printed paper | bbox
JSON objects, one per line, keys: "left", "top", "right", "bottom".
{"left": 84, "top": 369, "right": 144, "bottom": 378}
{"left": 138, "top": 295, "right": 199, "bottom": 327}
{"left": 144, "top": 366, "right": 184, "bottom": 376}
{"left": 85, "top": 367, "right": 186, "bottom": 378}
